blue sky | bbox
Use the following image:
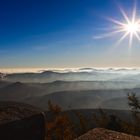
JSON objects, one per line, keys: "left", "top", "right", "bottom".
{"left": 0, "top": 0, "right": 140, "bottom": 68}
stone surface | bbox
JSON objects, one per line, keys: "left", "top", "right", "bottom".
{"left": 75, "top": 128, "right": 140, "bottom": 140}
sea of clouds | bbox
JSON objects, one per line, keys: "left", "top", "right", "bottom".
{"left": 1, "top": 67, "right": 140, "bottom": 74}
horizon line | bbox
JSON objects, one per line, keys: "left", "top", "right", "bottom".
{"left": 1, "top": 67, "right": 140, "bottom": 73}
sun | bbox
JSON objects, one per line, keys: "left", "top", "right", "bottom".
{"left": 119, "top": 17, "right": 140, "bottom": 47}
{"left": 108, "top": 1, "right": 140, "bottom": 48}
{"left": 124, "top": 22, "right": 139, "bottom": 34}
{"left": 94, "top": 1, "right": 140, "bottom": 48}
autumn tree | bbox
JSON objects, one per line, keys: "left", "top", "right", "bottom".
{"left": 127, "top": 92, "right": 140, "bottom": 135}
{"left": 46, "top": 100, "right": 75, "bottom": 140}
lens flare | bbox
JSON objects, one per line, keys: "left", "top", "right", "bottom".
{"left": 94, "top": 1, "right": 140, "bottom": 48}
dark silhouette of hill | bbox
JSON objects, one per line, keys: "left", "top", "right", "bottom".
{"left": 30, "top": 80, "right": 137, "bottom": 98}
{"left": 101, "top": 97, "right": 129, "bottom": 109}
{"left": 0, "top": 82, "right": 44, "bottom": 101}
{"left": 0, "top": 80, "right": 140, "bottom": 110}
{"left": 27, "top": 89, "right": 140, "bottom": 110}
{"left": 0, "top": 81, "right": 10, "bottom": 88}
{"left": 44, "top": 80, "right": 137, "bottom": 90}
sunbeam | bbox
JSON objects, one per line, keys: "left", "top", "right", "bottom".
{"left": 94, "top": 1, "right": 140, "bottom": 48}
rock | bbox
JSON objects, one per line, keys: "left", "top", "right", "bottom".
{"left": 75, "top": 128, "right": 140, "bottom": 140}
{"left": 0, "top": 101, "right": 45, "bottom": 140}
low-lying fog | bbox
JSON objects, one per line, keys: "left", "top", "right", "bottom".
{"left": 0, "top": 68, "right": 140, "bottom": 110}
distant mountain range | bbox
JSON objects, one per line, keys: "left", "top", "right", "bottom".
{"left": 0, "top": 68, "right": 140, "bottom": 111}
{"left": 0, "top": 80, "right": 139, "bottom": 110}
{"left": 0, "top": 82, "right": 44, "bottom": 101}
{"left": 28, "top": 89, "right": 140, "bottom": 110}
{"left": 1, "top": 68, "right": 140, "bottom": 83}
{"left": 2, "top": 70, "right": 117, "bottom": 83}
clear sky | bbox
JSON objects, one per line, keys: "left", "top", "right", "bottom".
{"left": 0, "top": 0, "right": 140, "bottom": 68}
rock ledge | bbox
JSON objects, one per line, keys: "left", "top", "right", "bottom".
{"left": 75, "top": 128, "right": 140, "bottom": 140}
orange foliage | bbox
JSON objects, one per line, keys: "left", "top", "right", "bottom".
{"left": 46, "top": 100, "right": 75, "bottom": 140}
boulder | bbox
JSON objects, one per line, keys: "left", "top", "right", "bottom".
{"left": 75, "top": 128, "right": 140, "bottom": 140}
{"left": 0, "top": 101, "right": 45, "bottom": 140}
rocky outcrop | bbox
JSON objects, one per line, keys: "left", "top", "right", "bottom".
{"left": 0, "top": 101, "right": 45, "bottom": 140}
{"left": 75, "top": 128, "right": 140, "bottom": 140}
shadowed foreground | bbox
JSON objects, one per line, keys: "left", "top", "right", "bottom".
{"left": 0, "top": 101, "right": 45, "bottom": 140}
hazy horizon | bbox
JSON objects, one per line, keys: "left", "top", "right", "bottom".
{"left": 1, "top": 67, "right": 140, "bottom": 73}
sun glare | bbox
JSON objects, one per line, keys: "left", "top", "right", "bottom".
{"left": 94, "top": 1, "right": 140, "bottom": 48}
{"left": 124, "top": 22, "right": 139, "bottom": 34}
{"left": 108, "top": 1, "right": 140, "bottom": 48}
